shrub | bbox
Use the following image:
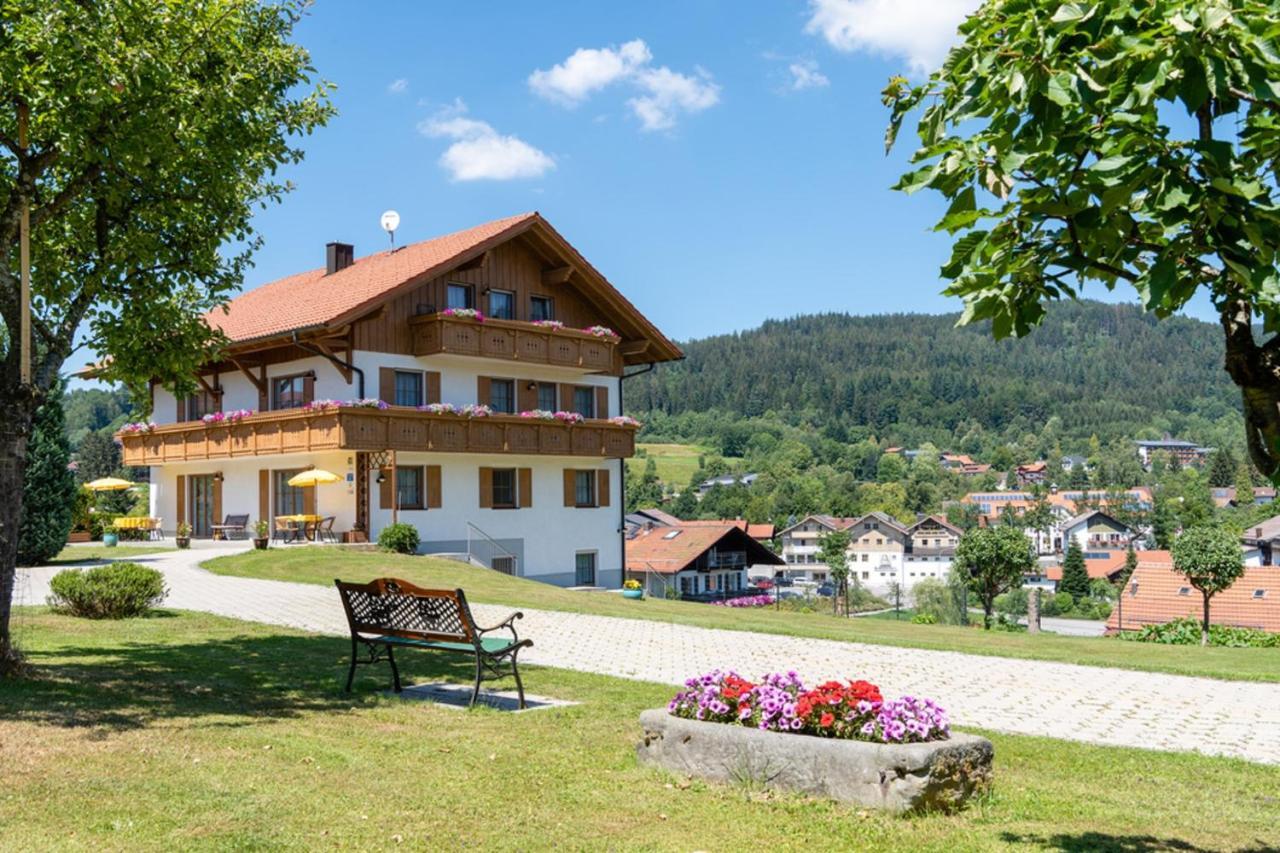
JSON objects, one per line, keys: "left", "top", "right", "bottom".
{"left": 1054, "top": 592, "right": 1075, "bottom": 614}
{"left": 995, "top": 587, "right": 1029, "bottom": 618}
{"left": 910, "top": 577, "right": 963, "bottom": 624}
{"left": 1119, "top": 617, "right": 1280, "bottom": 648}
{"left": 911, "top": 612, "right": 938, "bottom": 625}
{"left": 47, "top": 563, "right": 166, "bottom": 619}
{"left": 378, "top": 522, "right": 419, "bottom": 554}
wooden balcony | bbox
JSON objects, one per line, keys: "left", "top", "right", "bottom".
{"left": 409, "top": 313, "right": 621, "bottom": 374}
{"left": 118, "top": 407, "right": 637, "bottom": 466}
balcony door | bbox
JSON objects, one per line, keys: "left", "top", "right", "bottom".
{"left": 190, "top": 474, "right": 218, "bottom": 537}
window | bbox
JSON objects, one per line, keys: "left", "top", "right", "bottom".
{"left": 274, "top": 470, "right": 305, "bottom": 516}
{"left": 186, "top": 390, "right": 218, "bottom": 421}
{"left": 394, "top": 371, "right": 423, "bottom": 407}
{"left": 575, "top": 552, "right": 596, "bottom": 586}
{"left": 447, "top": 283, "right": 474, "bottom": 310}
{"left": 492, "top": 556, "right": 515, "bottom": 575}
{"left": 1254, "top": 589, "right": 1267, "bottom": 599}
{"left": 575, "top": 470, "right": 596, "bottom": 507}
{"left": 536, "top": 382, "right": 558, "bottom": 412}
{"left": 489, "top": 379, "right": 515, "bottom": 414}
{"left": 397, "top": 467, "right": 423, "bottom": 509}
{"left": 1178, "top": 586, "right": 1191, "bottom": 596}
{"left": 662, "top": 529, "right": 682, "bottom": 540}
{"left": 572, "top": 386, "right": 595, "bottom": 418}
{"left": 530, "top": 295, "right": 554, "bottom": 322}
{"left": 273, "top": 375, "right": 308, "bottom": 410}
{"left": 488, "top": 289, "right": 515, "bottom": 320}
{"left": 861, "top": 553, "right": 868, "bottom": 562}
{"left": 491, "top": 468, "right": 517, "bottom": 508}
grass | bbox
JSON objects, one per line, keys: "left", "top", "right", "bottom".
{"left": 202, "top": 547, "right": 1280, "bottom": 684}
{"left": 47, "top": 544, "right": 175, "bottom": 565}
{"left": 3, "top": 608, "right": 1278, "bottom": 852}
{"left": 628, "top": 442, "right": 712, "bottom": 486}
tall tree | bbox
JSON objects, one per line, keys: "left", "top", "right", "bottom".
{"left": 0, "top": 1, "right": 332, "bottom": 671}
{"left": 953, "top": 525, "right": 1036, "bottom": 629}
{"left": 1171, "top": 525, "right": 1245, "bottom": 646}
{"left": 1234, "top": 463, "right": 1256, "bottom": 506}
{"left": 884, "top": 1, "right": 1280, "bottom": 480}
{"left": 1058, "top": 539, "right": 1090, "bottom": 601}
{"left": 73, "top": 430, "right": 121, "bottom": 484}
{"left": 1206, "top": 448, "right": 1238, "bottom": 488}
{"left": 17, "top": 382, "right": 74, "bottom": 565}
{"left": 816, "top": 528, "right": 851, "bottom": 614}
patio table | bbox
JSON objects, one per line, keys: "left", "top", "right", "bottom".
{"left": 276, "top": 514, "right": 322, "bottom": 542}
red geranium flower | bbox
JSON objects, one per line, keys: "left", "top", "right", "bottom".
{"left": 819, "top": 712, "right": 835, "bottom": 727}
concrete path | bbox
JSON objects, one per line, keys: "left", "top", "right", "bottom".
{"left": 17, "top": 546, "right": 1280, "bottom": 765}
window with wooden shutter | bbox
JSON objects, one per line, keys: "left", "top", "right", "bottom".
{"left": 477, "top": 376, "right": 491, "bottom": 408}
{"left": 595, "top": 386, "right": 609, "bottom": 419}
{"left": 518, "top": 468, "right": 533, "bottom": 508}
{"left": 302, "top": 374, "right": 315, "bottom": 407}
{"left": 379, "top": 367, "right": 395, "bottom": 404}
{"left": 517, "top": 380, "right": 538, "bottom": 413}
{"left": 425, "top": 371, "right": 442, "bottom": 405}
{"left": 563, "top": 469, "right": 576, "bottom": 507}
{"left": 478, "top": 467, "right": 494, "bottom": 509}
{"left": 258, "top": 469, "right": 269, "bottom": 522}
{"left": 397, "top": 466, "right": 424, "bottom": 509}
{"left": 559, "top": 383, "right": 576, "bottom": 415}
{"left": 176, "top": 474, "right": 187, "bottom": 525}
{"left": 379, "top": 468, "right": 393, "bottom": 509}
{"left": 426, "top": 465, "right": 442, "bottom": 508}
{"left": 597, "top": 469, "right": 611, "bottom": 507}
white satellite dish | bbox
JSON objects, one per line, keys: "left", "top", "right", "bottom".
{"left": 380, "top": 210, "right": 400, "bottom": 249}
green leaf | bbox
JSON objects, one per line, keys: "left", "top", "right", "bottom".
{"left": 1170, "top": 12, "right": 1194, "bottom": 33}
{"left": 1050, "top": 3, "right": 1092, "bottom": 24}
{"left": 1047, "top": 72, "right": 1075, "bottom": 106}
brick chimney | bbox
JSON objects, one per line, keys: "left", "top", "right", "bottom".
{"left": 326, "top": 242, "right": 354, "bottom": 275}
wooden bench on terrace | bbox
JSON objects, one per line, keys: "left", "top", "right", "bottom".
{"left": 210, "top": 514, "right": 250, "bottom": 540}
{"left": 334, "top": 577, "right": 533, "bottom": 708}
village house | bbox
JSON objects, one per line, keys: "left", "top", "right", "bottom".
{"left": 1058, "top": 509, "right": 1136, "bottom": 557}
{"left": 624, "top": 507, "right": 775, "bottom": 542}
{"left": 694, "top": 472, "right": 759, "bottom": 497}
{"left": 1211, "top": 486, "right": 1277, "bottom": 508}
{"left": 960, "top": 487, "right": 1152, "bottom": 554}
{"left": 1035, "top": 549, "right": 1162, "bottom": 591}
{"left": 625, "top": 523, "right": 783, "bottom": 600}
{"left": 1107, "top": 555, "right": 1280, "bottom": 634}
{"left": 1241, "top": 515, "right": 1280, "bottom": 566}
{"left": 114, "top": 213, "right": 682, "bottom": 588}
{"left": 1134, "top": 438, "right": 1212, "bottom": 469}
{"left": 1015, "top": 461, "right": 1050, "bottom": 486}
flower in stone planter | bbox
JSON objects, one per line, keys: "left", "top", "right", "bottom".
{"left": 418, "top": 402, "right": 459, "bottom": 415}
{"left": 442, "top": 307, "right": 485, "bottom": 322}
{"left": 581, "top": 324, "right": 618, "bottom": 339}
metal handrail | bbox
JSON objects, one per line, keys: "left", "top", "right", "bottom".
{"left": 466, "top": 522, "right": 519, "bottom": 575}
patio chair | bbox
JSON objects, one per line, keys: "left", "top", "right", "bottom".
{"left": 150, "top": 518, "right": 165, "bottom": 541}
{"left": 315, "top": 517, "right": 338, "bottom": 544}
{"left": 273, "top": 517, "right": 300, "bottom": 544}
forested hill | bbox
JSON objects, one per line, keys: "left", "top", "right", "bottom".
{"left": 626, "top": 300, "right": 1244, "bottom": 453}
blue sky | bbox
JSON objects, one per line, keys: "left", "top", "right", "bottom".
{"left": 231, "top": 0, "right": 1200, "bottom": 345}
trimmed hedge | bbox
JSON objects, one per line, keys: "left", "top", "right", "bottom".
{"left": 47, "top": 563, "right": 167, "bottom": 619}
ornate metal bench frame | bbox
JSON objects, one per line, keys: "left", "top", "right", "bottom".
{"left": 334, "top": 577, "right": 533, "bottom": 708}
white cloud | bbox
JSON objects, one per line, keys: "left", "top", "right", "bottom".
{"left": 528, "top": 39, "right": 651, "bottom": 105}
{"left": 387, "top": 78, "right": 409, "bottom": 94}
{"left": 418, "top": 101, "right": 554, "bottom": 182}
{"left": 788, "top": 59, "right": 830, "bottom": 90}
{"left": 804, "top": 0, "right": 976, "bottom": 75}
{"left": 530, "top": 39, "right": 720, "bottom": 131}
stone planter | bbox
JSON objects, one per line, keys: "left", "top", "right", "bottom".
{"left": 253, "top": 538, "right": 269, "bottom": 550}
{"left": 102, "top": 532, "right": 119, "bottom": 548}
{"left": 636, "top": 709, "right": 992, "bottom": 813}
{"left": 622, "top": 588, "right": 644, "bottom": 600}
{"left": 175, "top": 537, "right": 191, "bottom": 550}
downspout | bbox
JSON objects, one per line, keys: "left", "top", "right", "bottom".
{"left": 292, "top": 332, "right": 365, "bottom": 398}
{"left": 619, "top": 361, "right": 656, "bottom": 587}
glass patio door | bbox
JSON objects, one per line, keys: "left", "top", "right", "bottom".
{"left": 190, "top": 474, "right": 216, "bottom": 538}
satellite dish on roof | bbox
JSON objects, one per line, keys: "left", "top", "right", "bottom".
{"left": 380, "top": 210, "right": 400, "bottom": 250}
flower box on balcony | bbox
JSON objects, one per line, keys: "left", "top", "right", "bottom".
{"left": 409, "top": 312, "right": 620, "bottom": 373}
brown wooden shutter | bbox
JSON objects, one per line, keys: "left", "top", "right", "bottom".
{"left": 517, "top": 380, "right": 538, "bottom": 413}
{"left": 597, "top": 469, "right": 610, "bottom": 507}
{"left": 425, "top": 371, "right": 441, "bottom": 405}
{"left": 175, "top": 475, "right": 187, "bottom": 526}
{"left": 478, "top": 467, "right": 493, "bottom": 508}
{"left": 477, "top": 376, "right": 491, "bottom": 408}
{"left": 303, "top": 374, "right": 315, "bottom": 406}
{"left": 213, "top": 475, "right": 223, "bottom": 524}
{"left": 259, "top": 469, "right": 269, "bottom": 523}
{"left": 426, "top": 465, "right": 442, "bottom": 509}
{"left": 518, "top": 468, "right": 533, "bottom": 508}
{"left": 258, "top": 380, "right": 268, "bottom": 412}
{"left": 379, "top": 468, "right": 393, "bottom": 509}
{"left": 176, "top": 393, "right": 185, "bottom": 424}
{"left": 379, "top": 367, "right": 395, "bottom": 404}
{"left": 563, "top": 469, "right": 576, "bottom": 507}
{"left": 595, "top": 386, "right": 609, "bottom": 419}
{"left": 559, "top": 384, "right": 576, "bottom": 414}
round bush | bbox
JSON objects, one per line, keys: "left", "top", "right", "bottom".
{"left": 47, "top": 563, "right": 166, "bottom": 619}
{"left": 378, "top": 522, "right": 420, "bottom": 554}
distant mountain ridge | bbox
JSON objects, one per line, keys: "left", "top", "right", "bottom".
{"left": 626, "top": 300, "right": 1242, "bottom": 449}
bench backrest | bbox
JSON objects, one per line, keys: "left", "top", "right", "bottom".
{"left": 334, "top": 577, "right": 478, "bottom": 646}
{"left": 223, "top": 514, "right": 249, "bottom": 526}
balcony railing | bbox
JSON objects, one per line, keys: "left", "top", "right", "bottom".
{"left": 409, "top": 313, "right": 621, "bottom": 373}
{"left": 118, "top": 407, "right": 637, "bottom": 465}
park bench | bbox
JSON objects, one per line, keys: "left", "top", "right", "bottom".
{"left": 210, "top": 514, "right": 249, "bottom": 540}
{"left": 334, "top": 577, "right": 533, "bottom": 708}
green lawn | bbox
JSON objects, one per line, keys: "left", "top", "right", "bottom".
{"left": 3, "top": 609, "right": 1277, "bottom": 851}
{"left": 202, "top": 548, "right": 1280, "bottom": 684}
{"left": 628, "top": 441, "right": 712, "bottom": 486}
{"left": 48, "top": 544, "right": 175, "bottom": 564}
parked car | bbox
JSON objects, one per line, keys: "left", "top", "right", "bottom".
{"left": 751, "top": 579, "right": 775, "bottom": 590}
{"left": 815, "top": 583, "right": 835, "bottom": 598}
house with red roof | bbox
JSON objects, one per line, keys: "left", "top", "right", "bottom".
{"left": 625, "top": 523, "right": 784, "bottom": 600}
{"left": 113, "top": 213, "right": 681, "bottom": 587}
{"left": 1107, "top": 555, "right": 1280, "bottom": 635}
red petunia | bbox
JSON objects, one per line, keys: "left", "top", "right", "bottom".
{"left": 819, "top": 712, "right": 835, "bottom": 727}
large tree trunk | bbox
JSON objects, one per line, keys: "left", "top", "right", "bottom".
{"left": 1220, "top": 297, "right": 1280, "bottom": 480}
{"left": 0, "top": 398, "right": 35, "bottom": 673}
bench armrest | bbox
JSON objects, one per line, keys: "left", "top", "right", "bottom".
{"left": 476, "top": 611, "right": 524, "bottom": 644}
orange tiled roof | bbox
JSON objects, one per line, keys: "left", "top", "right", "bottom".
{"left": 1045, "top": 550, "right": 1167, "bottom": 582}
{"left": 674, "top": 519, "right": 775, "bottom": 540}
{"left": 746, "top": 523, "right": 776, "bottom": 540}
{"left": 1106, "top": 558, "right": 1280, "bottom": 633}
{"left": 626, "top": 524, "right": 788, "bottom": 575}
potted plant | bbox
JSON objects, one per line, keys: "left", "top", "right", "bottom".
{"left": 252, "top": 519, "right": 269, "bottom": 550}
{"left": 175, "top": 522, "right": 192, "bottom": 549}
{"left": 622, "top": 579, "right": 644, "bottom": 600}
{"left": 102, "top": 528, "right": 119, "bottom": 548}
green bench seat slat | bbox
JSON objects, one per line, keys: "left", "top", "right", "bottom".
{"left": 371, "top": 635, "right": 514, "bottom": 654}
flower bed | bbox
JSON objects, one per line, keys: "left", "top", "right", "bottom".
{"left": 119, "top": 421, "right": 156, "bottom": 434}
{"left": 639, "top": 669, "right": 991, "bottom": 812}
{"left": 668, "top": 670, "right": 949, "bottom": 744}
{"left": 709, "top": 594, "right": 774, "bottom": 608}
{"left": 201, "top": 409, "right": 254, "bottom": 425}
{"left": 441, "top": 307, "right": 484, "bottom": 321}
{"left": 302, "top": 398, "right": 389, "bottom": 412}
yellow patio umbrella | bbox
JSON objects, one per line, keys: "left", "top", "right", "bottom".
{"left": 287, "top": 469, "right": 343, "bottom": 531}
{"left": 84, "top": 476, "right": 135, "bottom": 491}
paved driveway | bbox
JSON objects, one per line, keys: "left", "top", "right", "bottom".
{"left": 17, "top": 547, "right": 1280, "bottom": 765}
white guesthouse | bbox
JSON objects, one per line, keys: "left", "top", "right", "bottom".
{"left": 115, "top": 213, "right": 682, "bottom": 588}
